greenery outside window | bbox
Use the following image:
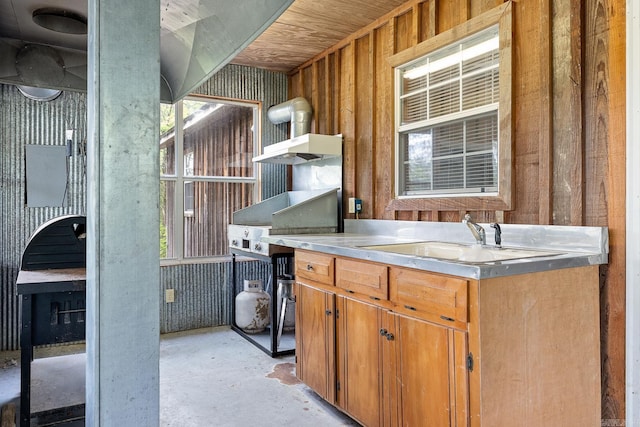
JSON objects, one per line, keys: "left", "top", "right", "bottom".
{"left": 160, "top": 96, "right": 259, "bottom": 260}
{"left": 389, "top": 3, "right": 512, "bottom": 210}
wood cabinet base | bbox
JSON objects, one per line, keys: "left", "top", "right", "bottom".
{"left": 294, "top": 249, "right": 601, "bottom": 427}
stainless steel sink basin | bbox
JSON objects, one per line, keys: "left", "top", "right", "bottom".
{"left": 359, "top": 241, "right": 563, "bottom": 263}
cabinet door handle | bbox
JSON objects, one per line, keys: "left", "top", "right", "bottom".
{"left": 379, "top": 328, "right": 394, "bottom": 341}
{"left": 440, "top": 315, "right": 455, "bottom": 322}
{"left": 306, "top": 264, "right": 314, "bottom": 271}
{"left": 345, "top": 289, "right": 354, "bottom": 293}
{"left": 369, "top": 296, "right": 380, "bottom": 301}
{"left": 404, "top": 305, "right": 417, "bottom": 311}
{"left": 325, "top": 310, "right": 332, "bottom": 316}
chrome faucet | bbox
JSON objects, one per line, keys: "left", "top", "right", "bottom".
{"left": 462, "top": 214, "right": 486, "bottom": 245}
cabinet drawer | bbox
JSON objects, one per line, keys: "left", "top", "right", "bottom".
{"left": 389, "top": 268, "right": 468, "bottom": 325}
{"left": 295, "top": 250, "right": 335, "bottom": 285}
{"left": 336, "top": 258, "right": 388, "bottom": 300}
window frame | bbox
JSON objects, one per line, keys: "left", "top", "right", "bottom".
{"left": 387, "top": 2, "right": 513, "bottom": 211}
{"left": 160, "top": 95, "right": 261, "bottom": 263}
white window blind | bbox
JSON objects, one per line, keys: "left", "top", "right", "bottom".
{"left": 396, "top": 25, "right": 500, "bottom": 197}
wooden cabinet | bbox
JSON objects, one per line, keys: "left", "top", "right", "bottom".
{"left": 295, "top": 249, "right": 334, "bottom": 285}
{"left": 336, "top": 257, "right": 388, "bottom": 301}
{"left": 335, "top": 296, "right": 385, "bottom": 426}
{"left": 335, "top": 295, "right": 468, "bottom": 427}
{"left": 294, "top": 249, "right": 600, "bottom": 427}
{"left": 393, "top": 313, "right": 468, "bottom": 427}
{"left": 295, "top": 282, "right": 336, "bottom": 402}
{"left": 389, "top": 267, "right": 468, "bottom": 329}
{"left": 295, "top": 249, "right": 469, "bottom": 426}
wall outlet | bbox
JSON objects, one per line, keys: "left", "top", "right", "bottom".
{"left": 165, "top": 289, "right": 175, "bottom": 303}
{"left": 354, "top": 198, "right": 362, "bottom": 213}
{"left": 348, "top": 197, "right": 356, "bottom": 214}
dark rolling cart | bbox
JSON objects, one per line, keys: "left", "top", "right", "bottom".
{"left": 16, "top": 215, "right": 87, "bottom": 427}
{"left": 230, "top": 249, "right": 295, "bottom": 357}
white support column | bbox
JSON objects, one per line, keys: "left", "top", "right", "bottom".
{"left": 86, "top": 0, "right": 160, "bottom": 425}
{"left": 628, "top": 0, "right": 640, "bottom": 425}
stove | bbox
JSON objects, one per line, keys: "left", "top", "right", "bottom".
{"left": 228, "top": 188, "right": 339, "bottom": 257}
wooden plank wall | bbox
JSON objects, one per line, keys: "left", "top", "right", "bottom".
{"left": 288, "top": 0, "right": 626, "bottom": 421}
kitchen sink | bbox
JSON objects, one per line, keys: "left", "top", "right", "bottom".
{"left": 359, "top": 241, "right": 563, "bottom": 263}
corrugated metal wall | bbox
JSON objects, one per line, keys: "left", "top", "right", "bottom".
{"left": 0, "top": 85, "right": 87, "bottom": 351}
{"left": 0, "top": 64, "right": 288, "bottom": 350}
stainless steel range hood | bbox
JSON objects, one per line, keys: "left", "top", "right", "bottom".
{"left": 252, "top": 133, "right": 342, "bottom": 164}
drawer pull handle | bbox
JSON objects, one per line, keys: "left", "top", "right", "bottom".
{"left": 440, "top": 315, "right": 455, "bottom": 322}
{"left": 306, "top": 264, "right": 314, "bottom": 271}
{"left": 404, "top": 305, "right": 417, "bottom": 311}
{"left": 369, "top": 296, "right": 380, "bottom": 301}
{"left": 346, "top": 289, "right": 354, "bottom": 293}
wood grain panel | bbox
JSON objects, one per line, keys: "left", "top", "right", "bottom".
{"left": 470, "top": 0, "right": 504, "bottom": 18}
{"left": 315, "top": 59, "right": 327, "bottom": 135}
{"left": 337, "top": 297, "right": 383, "bottom": 425}
{"left": 374, "top": 22, "right": 395, "bottom": 219}
{"left": 295, "top": 283, "right": 336, "bottom": 402}
{"left": 478, "top": 267, "right": 601, "bottom": 425}
{"left": 394, "top": 10, "right": 414, "bottom": 53}
{"left": 295, "top": 249, "right": 335, "bottom": 285}
{"left": 340, "top": 42, "right": 357, "bottom": 211}
{"left": 510, "top": 0, "right": 547, "bottom": 224}
{"left": 302, "top": 66, "right": 314, "bottom": 129}
{"left": 395, "top": 313, "right": 452, "bottom": 426}
{"left": 583, "top": 0, "right": 626, "bottom": 421}
{"left": 329, "top": 52, "right": 341, "bottom": 135}
{"left": 419, "top": 1, "right": 436, "bottom": 42}
{"left": 436, "top": 0, "right": 470, "bottom": 33}
{"left": 552, "top": 0, "right": 583, "bottom": 226}
{"left": 355, "top": 35, "right": 374, "bottom": 218}
{"left": 537, "top": 0, "right": 553, "bottom": 224}
{"left": 336, "top": 257, "right": 388, "bottom": 300}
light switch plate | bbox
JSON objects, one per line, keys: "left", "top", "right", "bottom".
{"left": 165, "top": 289, "right": 175, "bottom": 303}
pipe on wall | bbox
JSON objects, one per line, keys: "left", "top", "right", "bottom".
{"left": 267, "top": 97, "right": 312, "bottom": 138}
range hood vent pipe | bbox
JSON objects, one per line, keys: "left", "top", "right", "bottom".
{"left": 267, "top": 97, "right": 312, "bottom": 139}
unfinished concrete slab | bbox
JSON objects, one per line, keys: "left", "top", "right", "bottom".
{"left": 0, "top": 327, "right": 358, "bottom": 426}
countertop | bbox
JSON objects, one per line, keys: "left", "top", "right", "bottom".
{"left": 260, "top": 219, "right": 608, "bottom": 280}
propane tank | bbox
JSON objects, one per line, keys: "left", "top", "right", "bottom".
{"left": 235, "top": 280, "right": 271, "bottom": 334}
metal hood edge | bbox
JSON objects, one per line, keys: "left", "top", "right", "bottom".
{"left": 255, "top": 97, "right": 342, "bottom": 164}
{"left": 253, "top": 133, "right": 343, "bottom": 164}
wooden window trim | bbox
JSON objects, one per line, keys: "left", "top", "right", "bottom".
{"left": 388, "top": 2, "right": 513, "bottom": 212}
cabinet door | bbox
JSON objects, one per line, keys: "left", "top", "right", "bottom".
{"left": 395, "top": 313, "right": 466, "bottom": 427}
{"left": 336, "top": 296, "right": 383, "bottom": 426}
{"left": 295, "top": 283, "right": 336, "bottom": 402}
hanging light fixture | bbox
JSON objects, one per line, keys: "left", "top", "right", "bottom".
{"left": 16, "top": 85, "right": 62, "bottom": 102}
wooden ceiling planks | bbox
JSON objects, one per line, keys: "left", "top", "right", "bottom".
{"left": 231, "top": 0, "right": 408, "bottom": 73}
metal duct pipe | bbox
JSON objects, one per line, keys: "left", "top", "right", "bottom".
{"left": 267, "top": 97, "right": 312, "bottom": 138}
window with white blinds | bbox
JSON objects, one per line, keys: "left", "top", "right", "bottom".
{"left": 396, "top": 25, "right": 500, "bottom": 197}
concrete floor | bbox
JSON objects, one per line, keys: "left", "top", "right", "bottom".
{"left": 0, "top": 326, "right": 358, "bottom": 426}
